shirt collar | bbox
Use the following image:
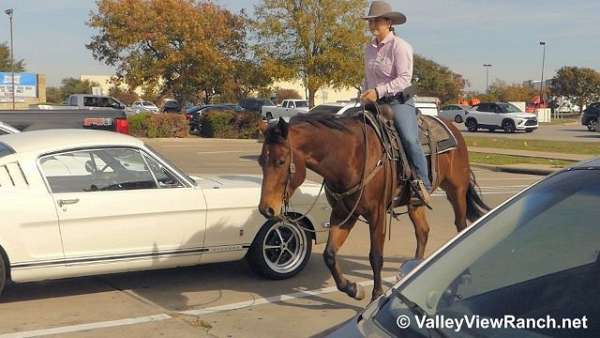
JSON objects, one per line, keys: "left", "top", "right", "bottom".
{"left": 371, "top": 33, "right": 395, "bottom": 47}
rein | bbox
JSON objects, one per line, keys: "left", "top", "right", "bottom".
{"left": 280, "top": 102, "right": 383, "bottom": 228}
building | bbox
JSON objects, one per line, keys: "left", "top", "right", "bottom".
{"left": 0, "top": 72, "right": 47, "bottom": 110}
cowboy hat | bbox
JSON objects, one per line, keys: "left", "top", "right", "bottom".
{"left": 362, "top": 1, "right": 406, "bottom": 25}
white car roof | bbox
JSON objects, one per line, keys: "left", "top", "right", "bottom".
{"left": 0, "top": 129, "right": 144, "bottom": 154}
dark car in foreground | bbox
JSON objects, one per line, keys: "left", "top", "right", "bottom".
{"left": 330, "top": 159, "right": 600, "bottom": 338}
{"left": 582, "top": 102, "right": 599, "bottom": 131}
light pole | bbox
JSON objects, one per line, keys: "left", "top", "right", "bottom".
{"left": 4, "top": 8, "right": 15, "bottom": 110}
{"left": 483, "top": 64, "right": 492, "bottom": 93}
{"left": 539, "top": 41, "right": 546, "bottom": 109}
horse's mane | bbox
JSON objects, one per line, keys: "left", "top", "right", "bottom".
{"left": 289, "top": 112, "right": 357, "bottom": 132}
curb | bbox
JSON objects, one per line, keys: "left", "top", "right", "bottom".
{"left": 471, "top": 163, "right": 559, "bottom": 176}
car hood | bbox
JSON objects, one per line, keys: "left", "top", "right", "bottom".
{"left": 510, "top": 112, "right": 537, "bottom": 119}
{"left": 190, "top": 174, "right": 322, "bottom": 190}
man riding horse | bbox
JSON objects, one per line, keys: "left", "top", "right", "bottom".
{"left": 360, "top": 0, "right": 432, "bottom": 206}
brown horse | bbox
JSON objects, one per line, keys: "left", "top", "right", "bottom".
{"left": 258, "top": 113, "right": 489, "bottom": 302}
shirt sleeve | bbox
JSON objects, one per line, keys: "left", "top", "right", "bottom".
{"left": 376, "top": 41, "right": 413, "bottom": 98}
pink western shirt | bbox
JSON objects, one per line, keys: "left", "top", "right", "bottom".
{"left": 364, "top": 33, "right": 413, "bottom": 99}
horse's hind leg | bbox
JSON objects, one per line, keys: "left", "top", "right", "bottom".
{"left": 408, "top": 205, "right": 430, "bottom": 259}
{"left": 323, "top": 214, "right": 364, "bottom": 300}
{"left": 441, "top": 180, "right": 468, "bottom": 232}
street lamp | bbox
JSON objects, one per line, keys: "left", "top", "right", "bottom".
{"left": 539, "top": 41, "right": 547, "bottom": 109}
{"left": 483, "top": 64, "right": 493, "bottom": 93}
{"left": 4, "top": 8, "right": 15, "bottom": 110}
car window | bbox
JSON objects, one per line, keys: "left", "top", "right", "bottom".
{"left": 143, "top": 153, "right": 184, "bottom": 188}
{"left": 40, "top": 148, "right": 157, "bottom": 193}
{"left": 295, "top": 101, "right": 308, "bottom": 108}
{"left": 83, "top": 96, "right": 97, "bottom": 107}
{"left": 476, "top": 103, "right": 493, "bottom": 112}
{"left": 376, "top": 170, "right": 600, "bottom": 337}
{"left": 0, "top": 129, "right": 7, "bottom": 135}
{"left": 442, "top": 105, "right": 456, "bottom": 111}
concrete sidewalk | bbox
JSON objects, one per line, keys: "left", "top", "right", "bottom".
{"left": 469, "top": 146, "right": 593, "bottom": 162}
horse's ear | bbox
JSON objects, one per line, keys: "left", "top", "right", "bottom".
{"left": 278, "top": 117, "right": 289, "bottom": 139}
{"left": 257, "top": 120, "right": 268, "bottom": 135}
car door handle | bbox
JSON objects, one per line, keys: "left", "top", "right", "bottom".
{"left": 58, "top": 199, "right": 80, "bottom": 207}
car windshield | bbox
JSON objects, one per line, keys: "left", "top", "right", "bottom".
{"left": 295, "top": 101, "right": 308, "bottom": 108}
{"left": 374, "top": 169, "right": 600, "bottom": 337}
{"left": 498, "top": 103, "right": 522, "bottom": 113}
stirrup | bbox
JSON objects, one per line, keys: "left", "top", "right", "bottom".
{"left": 410, "top": 180, "right": 432, "bottom": 210}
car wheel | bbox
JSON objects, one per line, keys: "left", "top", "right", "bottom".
{"left": 591, "top": 120, "right": 600, "bottom": 132}
{"left": 247, "top": 219, "right": 312, "bottom": 280}
{"left": 503, "top": 120, "right": 516, "bottom": 133}
{"left": 465, "top": 118, "right": 478, "bottom": 132}
{"left": 0, "top": 255, "right": 6, "bottom": 297}
{"left": 587, "top": 124, "right": 594, "bottom": 131}
{"left": 265, "top": 112, "right": 273, "bottom": 120}
{"left": 454, "top": 115, "right": 463, "bottom": 123}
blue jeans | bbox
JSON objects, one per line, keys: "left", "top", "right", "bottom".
{"left": 390, "top": 98, "right": 432, "bottom": 190}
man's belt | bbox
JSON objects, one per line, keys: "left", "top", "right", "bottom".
{"left": 377, "top": 85, "right": 416, "bottom": 104}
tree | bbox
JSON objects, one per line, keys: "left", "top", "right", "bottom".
{"left": 0, "top": 42, "right": 25, "bottom": 72}
{"left": 60, "top": 78, "right": 98, "bottom": 98}
{"left": 87, "top": 0, "right": 260, "bottom": 105}
{"left": 274, "top": 88, "right": 302, "bottom": 104}
{"left": 413, "top": 55, "right": 466, "bottom": 104}
{"left": 45, "top": 87, "right": 64, "bottom": 104}
{"left": 488, "top": 80, "right": 539, "bottom": 102}
{"left": 254, "top": 0, "right": 368, "bottom": 107}
{"left": 108, "top": 86, "right": 139, "bottom": 105}
{"left": 551, "top": 66, "right": 600, "bottom": 113}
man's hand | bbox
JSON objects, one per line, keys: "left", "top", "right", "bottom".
{"left": 360, "top": 89, "right": 378, "bottom": 104}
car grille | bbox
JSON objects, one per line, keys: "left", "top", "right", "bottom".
{"left": 525, "top": 119, "right": 537, "bottom": 126}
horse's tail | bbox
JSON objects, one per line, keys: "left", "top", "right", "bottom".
{"left": 466, "top": 170, "right": 491, "bottom": 222}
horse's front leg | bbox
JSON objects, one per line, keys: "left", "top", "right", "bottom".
{"left": 323, "top": 213, "right": 363, "bottom": 300}
{"left": 368, "top": 208, "right": 387, "bottom": 302}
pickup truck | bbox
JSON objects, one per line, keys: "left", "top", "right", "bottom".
{"left": 0, "top": 109, "right": 129, "bottom": 134}
{"left": 261, "top": 99, "right": 309, "bottom": 120}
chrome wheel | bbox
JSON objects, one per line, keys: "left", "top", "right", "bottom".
{"left": 262, "top": 222, "right": 308, "bottom": 274}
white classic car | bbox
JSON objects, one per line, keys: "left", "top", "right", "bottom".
{"left": 0, "top": 130, "right": 329, "bottom": 295}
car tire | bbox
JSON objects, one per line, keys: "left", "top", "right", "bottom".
{"left": 0, "top": 254, "right": 6, "bottom": 297}
{"left": 587, "top": 124, "right": 594, "bottom": 131}
{"left": 247, "top": 219, "right": 312, "bottom": 280}
{"left": 265, "top": 112, "right": 273, "bottom": 120}
{"left": 454, "top": 115, "right": 463, "bottom": 123}
{"left": 465, "top": 118, "right": 478, "bottom": 132}
{"left": 503, "top": 120, "right": 516, "bottom": 133}
{"left": 525, "top": 128, "right": 535, "bottom": 133}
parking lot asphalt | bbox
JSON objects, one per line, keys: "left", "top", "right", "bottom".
{"left": 0, "top": 138, "right": 544, "bottom": 338}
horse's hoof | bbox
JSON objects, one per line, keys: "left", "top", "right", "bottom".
{"left": 353, "top": 283, "right": 366, "bottom": 300}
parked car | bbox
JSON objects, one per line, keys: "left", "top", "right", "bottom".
{"left": 414, "top": 97, "right": 440, "bottom": 117}
{"left": 66, "top": 94, "right": 126, "bottom": 110}
{"left": 309, "top": 102, "right": 362, "bottom": 116}
{"left": 162, "top": 100, "right": 181, "bottom": 113}
{"left": 329, "top": 158, "right": 600, "bottom": 337}
{"left": 582, "top": 102, "right": 599, "bottom": 131}
{"left": 0, "top": 109, "right": 129, "bottom": 134}
{"left": 439, "top": 104, "right": 471, "bottom": 123}
{"left": 261, "top": 99, "right": 309, "bottom": 120}
{"left": 465, "top": 102, "right": 539, "bottom": 133}
{"left": 188, "top": 104, "right": 244, "bottom": 133}
{"left": 0, "top": 121, "right": 19, "bottom": 135}
{"left": 0, "top": 129, "right": 330, "bottom": 296}
{"left": 131, "top": 100, "right": 159, "bottom": 114}
{"left": 240, "top": 98, "right": 275, "bottom": 113}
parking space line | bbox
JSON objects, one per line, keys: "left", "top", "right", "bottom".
{"left": 0, "top": 314, "right": 171, "bottom": 338}
{"left": 180, "top": 276, "right": 398, "bottom": 316}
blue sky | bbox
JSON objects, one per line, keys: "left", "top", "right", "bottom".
{"left": 1, "top": 0, "right": 599, "bottom": 90}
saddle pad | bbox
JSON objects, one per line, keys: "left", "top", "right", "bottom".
{"left": 418, "top": 115, "right": 458, "bottom": 155}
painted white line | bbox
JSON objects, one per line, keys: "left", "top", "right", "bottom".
{"left": 0, "top": 314, "right": 171, "bottom": 338}
{"left": 180, "top": 276, "right": 398, "bottom": 316}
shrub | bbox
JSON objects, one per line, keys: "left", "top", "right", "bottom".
{"left": 127, "top": 113, "right": 188, "bottom": 138}
{"left": 200, "top": 110, "right": 261, "bottom": 139}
